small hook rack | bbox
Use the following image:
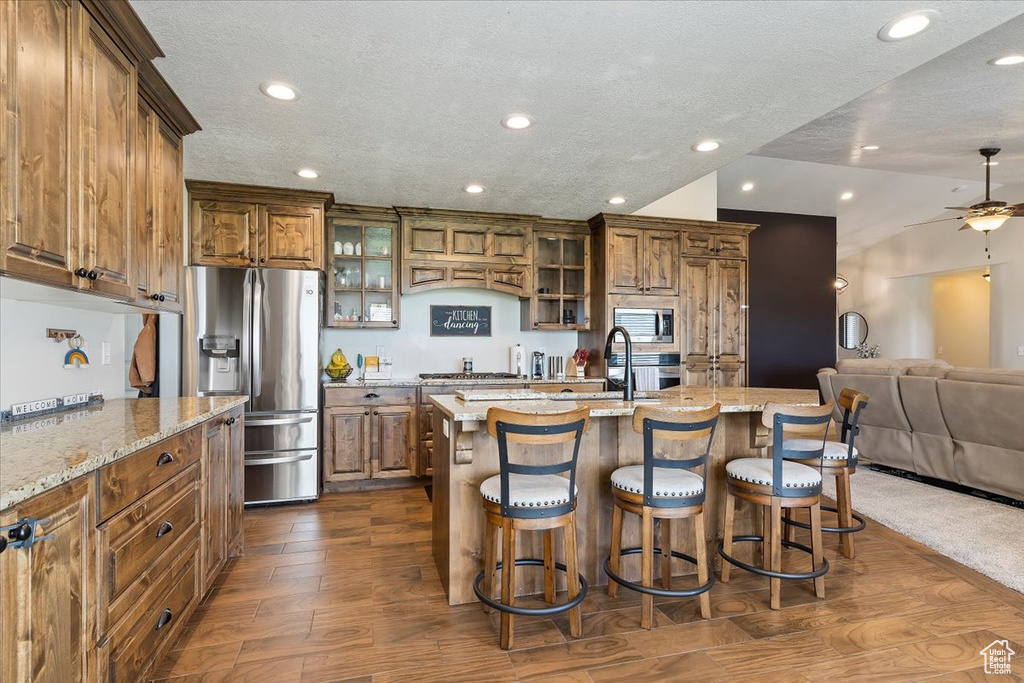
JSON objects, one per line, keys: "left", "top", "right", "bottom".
{"left": 47, "top": 328, "right": 79, "bottom": 343}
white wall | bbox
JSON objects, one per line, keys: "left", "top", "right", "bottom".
{"left": 634, "top": 172, "right": 717, "bottom": 221}
{"left": 0, "top": 297, "right": 127, "bottom": 409}
{"left": 322, "top": 289, "right": 578, "bottom": 377}
{"left": 838, "top": 202, "right": 1024, "bottom": 369}
{"left": 932, "top": 270, "right": 990, "bottom": 367}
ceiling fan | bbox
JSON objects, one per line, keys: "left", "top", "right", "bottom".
{"left": 905, "top": 147, "right": 1023, "bottom": 232}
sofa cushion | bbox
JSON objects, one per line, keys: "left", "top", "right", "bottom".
{"left": 836, "top": 359, "right": 906, "bottom": 376}
{"left": 945, "top": 368, "right": 1024, "bottom": 387}
{"left": 898, "top": 376, "right": 950, "bottom": 436}
{"left": 937, "top": 380, "right": 1024, "bottom": 451}
{"left": 828, "top": 374, "right": 912, "bottom": 431}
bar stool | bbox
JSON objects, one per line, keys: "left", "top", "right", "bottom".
{"left": 474, "top": 407, "right": 590, "bottom": 650}
{"left": 719, "top": 402, "right": 833, "bottom": 610}
{"left": 604, "top": 404, "right": 721, "bottom": 629}
{"left": 782, "top": 389, "right": 869, "bottom": 558}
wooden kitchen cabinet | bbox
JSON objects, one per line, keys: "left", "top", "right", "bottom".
{"left": 187, "top": 181, "right": 333, "bottom": 270}
{"left": 323, "top": 387, "right": 418, "bottom": 484}
{"left": 0, "top": 478, "right": 95, "bottom": 683}
{"left": 225, "top": 409, "right": 245, "bottom": 557}
{"left": 521, "top": 222, "right": 591, "bottom": 331}
{"left": 606, "top": 226, "right": 679, "bottom": 296}
{"left": 682, "top": 257, "right": 747, "bottom": 387}
{"left": 201, "top": 408, "right": 243, "bottom": 590}
{"left": 326, "top": 205, "right": 401, "bottom": 328}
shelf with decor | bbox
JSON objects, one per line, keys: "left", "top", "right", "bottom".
{"left": 325, "top": 206, "right": 400, "bottom": 328}
{"left": 521, "top": 221, "right": 591, "bottom": 331}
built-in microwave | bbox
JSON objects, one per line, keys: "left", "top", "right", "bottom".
{"left": 612, "top": 307, "right": 675, "bottom": 344}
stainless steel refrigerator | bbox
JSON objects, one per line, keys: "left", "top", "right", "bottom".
{"left": 181, "top": 267, "right": 322, "bottom": 505}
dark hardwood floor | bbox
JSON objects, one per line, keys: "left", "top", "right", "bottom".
{"left": 152, "top": 487, "right": 1024, "bottom": 682}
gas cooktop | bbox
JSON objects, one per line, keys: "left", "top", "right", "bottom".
{"left": 419, "top": 372, "right": 522, "bottom": 380}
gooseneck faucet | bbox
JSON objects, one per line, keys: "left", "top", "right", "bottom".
{"left": 604, "top": 326, "right": 634, "bottom": 401}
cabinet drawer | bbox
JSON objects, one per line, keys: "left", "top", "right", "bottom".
{"left": 325, "top": 386, "right": 416, "bottom": 406}
{"left": 713, "top": 234, "right": 747, "bottom": 258}
{"left": 100, "top": 468, "right": 200, "bottom": 621}
{"left": 105, "top": 544, "right": 200, "bottom": 683}
{"left": 99, "top": 427, "right": 200, "bottom": 520}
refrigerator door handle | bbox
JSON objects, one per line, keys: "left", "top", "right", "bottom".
{"left": 244, "top": 451, "right": 316, "bottom": 466}
{"left": 252, "top": 270, "right": 263, "bottom": 398}
{"left": 241, "top": 269, "right": 253, "bottom": 402}
{"left": 245, "top": 415, "right": 315, "bottom": 427}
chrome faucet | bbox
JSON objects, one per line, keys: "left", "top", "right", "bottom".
{"left": 604, "top": 326, "right": 634, "bottom": 401}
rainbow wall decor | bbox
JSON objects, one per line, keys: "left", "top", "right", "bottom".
{"left": 64, "top": 349, "right": 89, "bottom": 368}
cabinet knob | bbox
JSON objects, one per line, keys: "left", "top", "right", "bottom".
{"left": 150, "top": 294, "right": 161, "bottom": 301}
{"left": 155, "top": 608, "right": 173, "bottom": 631}
{"left": 8, "top": 523, "right": 32, "bottom": 542}
{"left": 249, "top": 257, "right": 256, "bottom": 263}
{"left": 156, "top": 520, "right": 174, "bottom": 538}
{"left": 533, "top": 323, "right": 538, "bottom": 328}
{"left": 74, "top": 268, "right": 88, "bottom": 278}
{"left": 156, "top": 452, "right": 175, "bottom": 466}
{"left": 260, "top": 257, "right": 267, "bottom": 263}
{"left": 87, "top": 269, "right": 99, "bottom": 280}
{"left": 224, "top": 417, "right": 236, "bottom": 426}
{"left": 373, "top": 411, "right": 379, "bottom": 416}
{"left": 392, "top": 320, "right": 398, "bottom": 326}
{"left": 364, "top": 411, "right": 370, "bottom": 416}
{"left": 645, "top": 287, "right": 651, "bottom": 292}
{"left": 159, "top": 294, "right": 166, "bottom": 302}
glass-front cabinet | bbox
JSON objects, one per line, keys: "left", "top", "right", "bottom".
{"left": 521, "top": 224, "right": 591, "bottom": 330}
{"left": 326, "top": 207, "right": 400, "bottom": 328}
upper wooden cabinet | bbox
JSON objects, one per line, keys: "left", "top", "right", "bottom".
{"left": 399, "top": 207, "right": 535, "bottom": 295}
{"left": 326, "top": 204, "right": 400, "bottom": 328}
{"left": 682, "top": 257, "right": 748, "bottom": 387}
{"left": 187, "top": 181, "right": 333, "bottom": 270}
{"left": 0, "top": 0, "right": 199, "bottom": 309}
{"left": 521, "top": 219, "right": 591, "bottom": 331}
{"left": 604, "top": 225, "right": 680, "bottom": 296}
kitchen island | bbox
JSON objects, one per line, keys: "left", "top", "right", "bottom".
{"left": 429, "top": 386, "right": 820, "bottom": 605}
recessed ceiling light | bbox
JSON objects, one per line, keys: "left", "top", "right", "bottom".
{"left": 607, "top": 196, "right": 626, "bottom": 205}
{"left": 260, "top": 82, "right": 299, "bottom": 101}
{"left": 501, "top": 114, "right": 533, "bottom": 130}
{"left": 692, "top": 140, "right": 720, "bottom": 152}
{"left": 295, "top": 168, "right": 319, "bottom": 179}
{"left": 741, "top": 182, "right": 754, "bottom": 192}
{"left": 989, "top": 55, "right": 1024, "bottom": 66}
{"left": 878, "top": 10, "right": 937, "bottom": 41}
{"left": 840, "top": 191, "right": 854, "bottom": 201}
{"left": 464, "top": 184, "right": 485, "bottom": 194}
{"left": 860, "top": 145, "right": 880, "bottom": 151}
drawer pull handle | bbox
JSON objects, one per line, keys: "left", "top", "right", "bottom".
{"left": 156, "top": 520, "right": 174, "bottom": 538}
{"left": 155, "top": 608, "right": 173, "bottom": 631}
{"left": 559, "top": 388, "right": 575, "bottom": 393}
{"left": 364, "top": 393, "right": 379, "bottom": 399}
{"left": 156, "top": 452, "right": 174, "bottom": 466}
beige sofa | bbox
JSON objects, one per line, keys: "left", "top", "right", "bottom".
{"left": 817, "top": 359, "right": 1024, "bottom": 500}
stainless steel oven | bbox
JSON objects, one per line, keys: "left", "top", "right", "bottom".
{"left": 612, "top": 307, "right": 674, "bottom": 344}
{"left": 607, "top": 353, "right": 682, "bottom": 391}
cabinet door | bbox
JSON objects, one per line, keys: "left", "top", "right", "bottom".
{"left": 372, "top": 406, "right": 416, "bottom": 478}
{"left": 78, "top": 9, "right": 135, "bottom": 299}
{"left": 154, "top": 123, "right": 183, "bottom": 310}
{"left": 1, "top": 0, "right": 77, "bottom": 287}
{"left": 714, "top": 260, "right": 747, "bottom": 366}
{"left": 683, "top": 232, "right": 715, "bottom": 257}
{"left": 202, "top": 420, "right": 228, "bottom": 590}
{"left": 0, "top": 477, "right": 95, "bottom": 683}
{"left": 259, "top": 203, "right": 322, "bottom": 269}
{"left": 682, "top": 258, "right": 713, "bottom": 367}
{"left": 324, "top": 406, "right": 371, "bottom": 482}
{"left": 715, "top": 363, "right": 746, "bottom": 388}
{"left": 684, "top": 363, "right": 712, "bottom": 387}
{"left": 608, "top": 228, "right": 643, "bottom": 294}
{"left": 190, "top": 199, "right": 257, "bottom": 266}
{"left": 133, "top": 102, "right": 155, "bottom": 303}
{"left": 225, "top": 411, "right": 245, "bottom": 557}
{"left": 714, "top": 234, "right": 747, "bottom": 259}
{"left": 644, "top": 230, "right": 679, "bottom": 295}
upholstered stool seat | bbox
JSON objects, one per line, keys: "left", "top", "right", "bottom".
{"left": 610, "top": 466, "right": 705, "bottom": 498}
{"left": 783, "top": 438, "right": 860, "bottom": 461}
{"left": 726, "top": 458, "right": 822, "bottom": 488}
{"left": 480, "top": 474, "right": 576, "bottom": 508}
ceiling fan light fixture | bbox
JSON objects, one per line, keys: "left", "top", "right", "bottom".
{"left": 965, "top": 214, "right": 1010, "bottom": 232}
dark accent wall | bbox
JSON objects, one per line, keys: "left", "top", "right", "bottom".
{"left": 718, "top": 209, "right": 836, "bottom": 390}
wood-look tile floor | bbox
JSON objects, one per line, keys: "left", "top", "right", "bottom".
{"left": 153, "top": 486, "right": 1024, "bottom": 682}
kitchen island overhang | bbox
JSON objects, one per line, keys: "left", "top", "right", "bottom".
{"left": 429, "top": 387, "right": 822, "bottom": 605}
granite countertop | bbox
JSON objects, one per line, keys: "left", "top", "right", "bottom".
{"left": 322, "top": 376, "right": 605, "bottom": 388}
{"left": 0, "top": 396, "right": 248, "bottom": 510}
{"left": 430, "top": 386, "right": 821, "bottom": 421}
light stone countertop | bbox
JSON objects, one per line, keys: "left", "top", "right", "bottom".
{"left": 0, "top": 396, "right": 248, "bottom": 510}
{"left": 430, "top": 386, "right": 821, "bottom": 421}
{"left": 322, "top": 376, "right": 604, "bottom": 388}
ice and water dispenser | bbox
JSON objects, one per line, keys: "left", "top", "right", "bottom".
{"left": 197, "top": 334, "right": 242, "bottom": 393}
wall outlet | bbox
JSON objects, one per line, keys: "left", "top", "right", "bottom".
{"left": 1018, "top": 346, "right": 1024, "bottom": 357}
{"left": 101, "top": 341, "right": 111, "bottom": 365}
{"left": 936, "top": 346, "right": 943, "bottom": 356}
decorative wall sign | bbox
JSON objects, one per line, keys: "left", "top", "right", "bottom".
{"left": 430, "top": 305, "right": 492, "bottom": 337}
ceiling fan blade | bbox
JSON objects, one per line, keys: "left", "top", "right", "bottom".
{"left": 904, "top": 216, "right": 962, "bottom": 227}
{"left": 944, "top": 206, "right": 975, "bottom": 211}
{"left": 958, "top": 224, "right": 972, "bottom": 231}
{"left": 1009, "top": 203, "right": 1024, "bottom": 216}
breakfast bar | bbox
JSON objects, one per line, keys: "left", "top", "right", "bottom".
{"left": 429, "top": 386, "right": 820, "bottom": 605}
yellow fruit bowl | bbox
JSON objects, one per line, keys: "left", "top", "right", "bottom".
{"left": 326, "top": 363, "right": 353, "bottom": 380}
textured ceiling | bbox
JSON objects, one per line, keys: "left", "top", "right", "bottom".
{"left": 131, "top": 0, "right": 1023, "bottom": 218}
{"left": 753, "top": 13, "right": 1024, "bottom": 182}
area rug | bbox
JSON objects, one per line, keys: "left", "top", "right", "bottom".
{"left": 822, "top": 467, "right": 1024, "bottom": 593}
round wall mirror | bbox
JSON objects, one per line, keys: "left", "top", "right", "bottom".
{"left": 838, "top": 311, "right": 868, "bottom": 349}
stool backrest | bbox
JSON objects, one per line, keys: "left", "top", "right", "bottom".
{"left": 486, "top": 407, "right": 590, "bottom": 518}
{"left": 837, "top": 389, "right": 869, "bottom": 466}
{"left": 631, "top": 403, "right": 721, "bottom": 507}
{"left": 762, "top": 401, "right": 834, "bottom": 496}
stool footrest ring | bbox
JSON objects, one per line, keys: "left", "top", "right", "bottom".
{"left": 781, "top": 505, "right": 867, "bottom": 534}
{"left": 603, "top": 547, "right": 714, "bottom": 598}
{"left": 718, "top": 535, "right": 830, "bottom": 581}
{"left": 473, "top": 558, "right": 588, "bottom": 617}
